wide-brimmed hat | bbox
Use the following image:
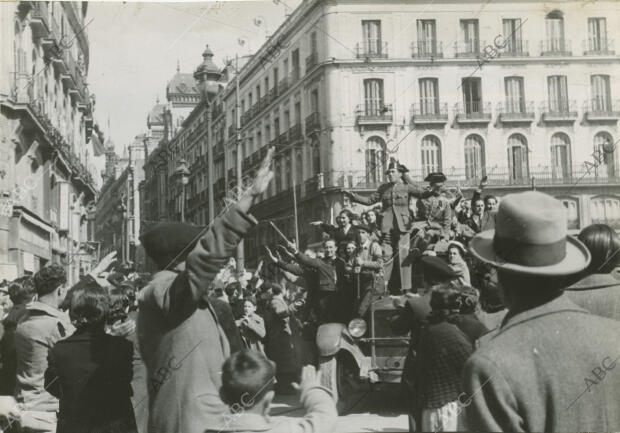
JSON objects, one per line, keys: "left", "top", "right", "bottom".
{"left": 140, "top": 222, "right": 205, "bottom": 269}
{"left": 469, "top": 191, "right": 590, "bottom": 276}
{"left": 424, "top": 172, "right": 446, "bottom": 184}
{"left": 386, "top": 159, "right": 409, "bottom": 173}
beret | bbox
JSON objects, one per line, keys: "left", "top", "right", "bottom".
{"left": 139, "top": 222, "right": 205, "bottom": 270}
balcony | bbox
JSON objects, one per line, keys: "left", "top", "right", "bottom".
{"left": 540, "top": 100, "right": 578, "bottom": 123}
{"left": 498, "top": 40, "right": 529, "bottom": 57}
{"left": 584, "top": 38, "right": 615, "bottom": 56}
{"left": 356, "top": 104, "right": 393, "bottom": 125}
{"left": 411, "top": 103, "right": 449, "bottom": 125}
{"left": 305, "top": 112, "right": 321, "bottom": 135}
{"left": 268, "top": 88, "right": 277, "bottom": 104}
{"left": 355, "top": 41, "right": 388, "bottom": 59}
{"left": 240, "top": 111, "right": 250, "bottom": 127}
{"left": 411, "top": 41, "right": 443, "bottom": 59}
{"left": 278, "top": 130, "right": 289, "bottom": 145}
{"left": 289, "top": 124, "right": 302, "bottom": 141}
{"left": 540, "top": 38, "right": 572, "bottom": 56}
{"left": 228, "top": 124, "right": 235, "bottom": 139}
{"left": 305, "top": 52, "right": 318, "bottom": 71}
{"left": 29, "top": 1, "right": 50, "bottom": 38}
{"left": 455, "top": 40, "right": 482, "bottom": 58}
{"left": 278, "top": 77, "right": 289, "bottom": 95}
{"left": 454, "top": 102, "right": 492, "bottom": 124}
{"left": 583, "top": 99, "right": 620, "bottom": 122}
{"left": 227, "top": 167, "right": 236, "bottom": 180}
{"left": 496, "top": 101, "right": 536, "bottom": 124}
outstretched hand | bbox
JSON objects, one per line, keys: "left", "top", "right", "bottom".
{"left": 250, "top": 147, "right": 275, "bottom": 197}
{"left": 92, "top": 251, "right": 117, "bottom": 276}
{"left": 264, "top": 246, "right": 278, "bottom": 263}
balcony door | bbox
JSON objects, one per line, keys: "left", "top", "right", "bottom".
{"left": 505, "top": 76, "right": 525, "bottom": 113}
{"left": 548, "top": 75, "right": 568, "bottom": 112}
{"left": 419, "top": 78, "right": 439, "bottom": 115}
{"left": 462, "top": 78, "right": 482, "bottom": 115}
{"left": 588, "top": 18, "right": 607, "bottom": 52}
{"left": 595, "top": 132, "right": 616, "bottom": 178}
{"left": 365, "top": 136, "right": 386, "bottom": 185}
{"left": 464, "top": 134, "right": 485, "bottom": 181}
{"left": 364, "top": 79, "right": 384, "bottom": 115}
{"left": 362, "top": 20, "right": 382, "bottom": 55}
{"left": 551, "top": 133, "right": 571, "bottom": 180}
{"left": 421, "top": 135, "right": 442, "bottom": 176}
{"left": 545, "top": 11, "right": 565, "bottom": 51}
{"left": 417, "top": 20, "right": 437, "bottom": 54}
{"left": 502, "top": 19, "right": 523, "bottom": 53}
{"left": 591, "top": 75, "right": 611, "bottom": 111}
{"left": 508, "top": 134, "right": 529, "bottom": 182}
{"left": 460, "top": 19, "right": 479, "bottom": 53}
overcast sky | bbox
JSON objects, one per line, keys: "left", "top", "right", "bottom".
{"left": 87, "top": 0, "right": 303, "bottom": 153}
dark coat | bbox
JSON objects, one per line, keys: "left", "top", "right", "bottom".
{"left": 319, "top": 223, "right": 358, "bottom": 254}
{"left": 136, "top": 206, "right": 250, "bottom": 433}
{"left": 463, "top": 295, "right": 620, "bottom": 432}
{"left": 565, "top": 271, "right": 620, "bottom": 321}
{"left": 349, "top": 180, "right": 424, "bottom": 233}
{"left": 264, "top": 295, "right": 301, "bottom": 381}
{"left": 45, "top": 329, "right": 136, "bottom": 433}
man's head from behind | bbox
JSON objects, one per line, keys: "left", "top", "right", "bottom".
{"left": 139, "top": 222, "right": 205, "bottom": 271}
{"left": 8, "top": 276, "right": 35, "bottom": 305}
{"left": 34, "top": 264, "right": 67, "bottom": 303}
{"left": 220, "top": 349, "right": 276, "bottom": 416}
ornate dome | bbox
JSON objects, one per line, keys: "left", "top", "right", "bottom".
{"left": 147, "top": 103, "right": 166, "bottom": 127}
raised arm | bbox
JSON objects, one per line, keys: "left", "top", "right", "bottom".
{"left": 345, "top": 187, "right": 382, "bottom": 206}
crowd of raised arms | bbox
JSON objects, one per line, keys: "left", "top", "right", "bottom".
{"left": 0, "top": 148, "right": 619, "bottom": 433}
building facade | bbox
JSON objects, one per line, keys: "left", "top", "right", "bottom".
{"left": 139, "top": 0, "right": 620, "bottom": 269}
{"left": 0, "top": 1, "right": 101, "bottom": 283}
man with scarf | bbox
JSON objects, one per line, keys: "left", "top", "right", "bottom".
{"left": 136, "top": 148, "right": 274, "bottom": 433}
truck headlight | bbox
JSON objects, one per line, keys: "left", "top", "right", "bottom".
{"left": 348, "top": 318, "right": 367, "bottom": 338}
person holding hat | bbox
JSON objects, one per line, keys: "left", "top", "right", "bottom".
{"left": 136, "top": 148, "right": 275, "bottom": 433}
{"left": 411, "top": 172, "right": 453, "bottom": 254}
{"left": 354, "top": 224, "right": 385, "bottom": 318}
{"left": 343, "top": 158, "right": 425, "bottom": 294}
{"left": 462, "top": 191, "right": 620, "bottom": 432}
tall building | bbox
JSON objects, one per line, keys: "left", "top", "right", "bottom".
{"left": 139, "top": 0, "right": 620, "bottom": 269}
{"left": 0, "top": 1, "right": 101, "bottom": 282}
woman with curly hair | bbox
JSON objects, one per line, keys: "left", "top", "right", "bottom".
{"left": 45, "top": 285, "right": 137, "bottom": 433}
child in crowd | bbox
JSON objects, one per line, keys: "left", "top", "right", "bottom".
{"left": 206, "top": 349, "right": 336, "bottom": 433}
{"left": 236, "top": 296, "right": 266, "bottom": 354}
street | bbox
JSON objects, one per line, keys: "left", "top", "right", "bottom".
{"left": 272, "top": 384, "right": 409, "bottom": 432}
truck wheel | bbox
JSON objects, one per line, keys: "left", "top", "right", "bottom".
{"left": 319, "top": 353, "right": 361, "bottom": 414}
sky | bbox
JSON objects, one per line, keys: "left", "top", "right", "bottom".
{"left": 87, "top": 0, "right": 303, "bottom": 154}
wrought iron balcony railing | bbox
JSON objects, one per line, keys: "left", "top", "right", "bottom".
{"left": 305, "top": 112, "right": 321, "bottom": 135}
{"left": 356, "top": 104, "right": 393, "bottom": 125}
{"left": 540, "top": 38, "right": 572, "bottom": 56}
{"left": 356, "top": 41, "right": 388, "bottom": 59}
{"left": 411, "top": 40, "right": 444, "bottom": 59}
{"left": 411, "top": 102, "right": 449, "bottom": 123}
{"left": 583, "top": 98, "right": 620, "bottom": 120}
{"left": 498, "top": 39, "right": 529, "bottom": 57}
{"left": 455, "top": 40, "right": 482, "bottom": 58}
{"left": 583, "top": 38, "right": 615, "bottom": 55}
{"left": 454, "top": 102, "right": 492, "bottom": 122}
{"left": 305, "top": 52, "right": 318, "bottom": 71}
{"left": 496, "top": 101, "right": 536, "bottom": 122}
{"left": 289, "top": 124, "right": 302, "bottom": 141}
{"left": 540, "top": 100, "right": 578, "bottom": 122}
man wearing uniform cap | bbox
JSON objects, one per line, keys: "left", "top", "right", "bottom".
{"left": 411, "top": 172, "right": 453, "bottom": 253}
{"left": 343, "top": 159, "right": 425, "bottom": 294}
{"left": 462, "top": 190, "right": 620, "bottom": 432}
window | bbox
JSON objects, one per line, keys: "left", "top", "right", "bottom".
{"left": 311, "top": 140, "right": 320, "bottom": 176}
{"left": 365, "top": 136, "right": 386, "bottom": 184}
{"left": 464, "top": 134, "right": 485, "bottom": 180}
{"left": 256, "top": 85, "right": 261, "bottom": 102}
{"left": 274, "top": 117, "right": 280, "bottom": 137}
{"left": 273, "top": 67, "right": 279, "bottom": 88}
{"left": 419, "top": 78, "right": 439, "bottom": 115}
{"left": 548, "top": 75, "right": 569, "bottom": 112}
{"left": 283, "top": 58, "right": 289, "bottom": 79}
{"left": 460, "top": 19, "right": 480, "bottom": 53}
{"left": 551, "top": 132, "right": 571, "bottom": 180}
{"left": 462, "top": 78, "right": 482, "bottom": 114}
{"left": 505, "top": 77, "right": 525, "bottom": 113}
{"left": 265, "top": 77, "right": 269, "bottom": 93}
{"left": 294, "top": 102, "right": 301, "bottom": 125}
{"left": 284, "top": 110, "right": 291, "bottom": 130}
{"left": 291, "top": 49, "right": 300, "bottom": 81}
{"left": 284, "top": 155, "right": 292, "bottom": 190}
{"left": 310, "top": 31, "right": 317, "bottom": 53}
{"left": 591, "top": 75, "right": 611, "bottom": 111}
{"left": 257, "top": 130, "right": 262, "bottom": 147}
{"left": 296, "top": 151, "right": 303, "bottom": 184}
{"left": 421, "top": 135, "right": 442, "bottom": 176}
{"left": 507, "top": 134, "right": 529, "bottom": 182}
{"left": 588, "top": 18, "right": 607, "bottom": 52}
{"left": 310, "top": 89, "right": 319, "bottom": 114}
{"left": 362, "top": 20, "right": 382, "bottom": 55}
{"left": 591, "top": 196, "right": 620, "bottom": 229}
{"left": 502, "top": 19, "right": 524, "bottom": 53}
{"left": 275, "top": 159, "right": 282, "bottom": 192}
{"left": 265, "top": 124, "right": 271, "bottom": 143}
{"left": 364, "top": 79, "right": 384, "bottom": 115}
{"left": 416, "top": 20, "right": 437, "bottom": 55}
{"left": 545, "top": 11, "right": 565, "bottom": 52}
{"left": 594, "top": 132, "right": 616, "bottom": 178}
{"left": 248, "top": 92, "right": 253, "bottom": 107}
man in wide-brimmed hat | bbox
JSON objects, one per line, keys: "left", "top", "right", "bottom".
{"left": 343, "top": 158, "right": 425, "bottom": 294}
{"left": 136, "top": 148, "right": 275, "bottom": 433}
{"left": 462, "top": 190, "right": 620, "bottom": 432}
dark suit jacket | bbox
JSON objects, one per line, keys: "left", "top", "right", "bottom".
{"left": 566, "top": 272, "right": 620, "bottom": 321}
{"left": 45, "top": 329, "right": 136, "bottom": 433}
{"left": 463, "top": 294, "right": 620, "bottom": 432}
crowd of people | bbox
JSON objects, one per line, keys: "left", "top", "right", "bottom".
{"left": 0, "top": 148, "right": 619, "bottom": 433}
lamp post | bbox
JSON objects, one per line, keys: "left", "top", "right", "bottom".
{"left": 194, "top": 45, "right": 222, "bottom": 224}
{"left": 175, "top": 158, "right": 190, "bottom": 222}
{"left": 118, "top": 201, "right": 127, "bottom": 262}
